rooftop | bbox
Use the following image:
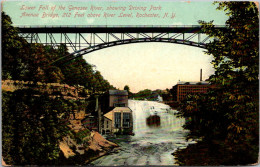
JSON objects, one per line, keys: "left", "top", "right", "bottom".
{"left": 104, "top": 107, "right": 132, "bottom": 120}
{"left": 177, "top": 81, "right": 209, "bottom": 85}
{"left": 111, "top": 107, "right": 132, "bottom": 112}
{"left": 109, "top": 90, "right": 128, "bottom": 96}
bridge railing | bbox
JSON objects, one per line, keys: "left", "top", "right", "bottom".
{"left": 16, "top": 25, "right": 226, "bottom": 28}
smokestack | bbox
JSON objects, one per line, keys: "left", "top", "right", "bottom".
{"left": 200, "top": 69, "right": 202, "bottom": 81}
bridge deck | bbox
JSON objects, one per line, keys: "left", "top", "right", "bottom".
{"left": 17, "top": 25, "right": 226, "bottom": 33}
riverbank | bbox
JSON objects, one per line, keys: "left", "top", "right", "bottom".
{"left": 173, "top": 141, "right": 223, "bottom": 166}
{"left": 173, "top": 141, "right": 259, "bottom": 165}
{"left": 85, "top": 146, "right": 121, "bottom": 164}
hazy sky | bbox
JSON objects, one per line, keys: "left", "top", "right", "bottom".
{"left": 3, "top": 1, "right": 228, "bottom": 92}
{"left": 85, "top": 43, "right": 213, "bottom": 92}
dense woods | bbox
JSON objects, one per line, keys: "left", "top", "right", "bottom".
{"left": 3, "top": 90, "right": 69, "bottom": 165}
{"left": 2, "top": 11, "right": 114, "bottom": 165}
{"left": 2, "top": 12, "right": 114, "bottom": 92}
{"left": 174, "top": 2, "right": 259, "bottom": 165}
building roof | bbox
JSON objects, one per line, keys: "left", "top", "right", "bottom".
{"left": 109, "top": 90, "right": 128, "bottom": 95}
{"left": 104, "top": 111, "right": 113, "bottom": 120}
{"left": 104, "top": 107, "right": 132, "bottom": 120}
{"left": 177, "top": 81, "right": 209, "bottom": 85}
{"left": 112, "top": 107, "right": 132, "bottom": 112}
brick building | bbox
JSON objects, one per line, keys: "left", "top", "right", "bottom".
{"left": 171, "top": 81, "right": 210, "bottom": 102}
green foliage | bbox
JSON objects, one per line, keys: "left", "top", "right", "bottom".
{"left": 2, "top": 11, "right": 115, "bottom": 165}
{"left": 1, "top": 11, "right": 114, "bottom": 92}
{"left": 2, "top": 89, "right": 95, "bottom": 165}
{"left": 176, "top": 2, "right": 259, "bottom": 165}
{"left": 132, "top": 89, "right": 163, "bottom": 101}
{"left": 132, "top": 89, "right": 153, "bottom": 100}
{"left": 2, "top": 12, "right": 26, "bottom": 80}
{"left": 124, "top": 85, "right": 134, "bottom": 98}
{"left": 123, "top": 85, "right": 130, "bottom": 92}
{"left": 2, "top": 90, "right": 71, "bottom": 165}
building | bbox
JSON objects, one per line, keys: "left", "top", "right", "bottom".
{"left": 108, "top": 90, "right": 128, "bottom": 108}
{"left": 103, "top": 116, "right": 113, "bottom": 134}
{"left": 102, "top": 107, "right": 133, "bottom": 134}
{"left": 99, "top": 90, "right": 133, "bottom": 134}
{"left": 171, "top": 81, "right": 210, "bottom": 102}
{"left": 100, "top": 90, "right": 129, "bottom": 115}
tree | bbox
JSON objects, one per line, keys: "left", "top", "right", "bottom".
{"left": 176, "top": 2, "right": 259, "bottom": 165}
{"left": 124, "top": 85, "right": 134, "bottom": 98}
{"left": 2, "top": 90, "right": 71, "bottom": 165}
{"left": 2, "top": 12, "right": 25, "bottom": 80}
{"left": 2, "top": 11, "right": 115, "bottom": 165}
{"left": 133, "top": 89, "right": 152, "bottom": 100}
{"left": 2, "top": 11, "right": 114, "bottom": 93}
{"left": 2, "top": 12, "right": 65, "bottom": 83}
{"left": 123, "top": 85, "right": 130, "bottom": 92}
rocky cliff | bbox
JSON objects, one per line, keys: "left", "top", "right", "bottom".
{"left": 58, "top": 111, "right": 118, "bottom": 165}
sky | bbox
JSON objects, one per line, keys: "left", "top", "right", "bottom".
{"left": 2, "top": 1, "right": 229, "bottom": 93}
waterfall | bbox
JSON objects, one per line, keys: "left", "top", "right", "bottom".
{"left": 92, "top": 100, "right": 192, "bottom": 166}
{"left": 128, "top": 100, "right": 185, "bottom": 137}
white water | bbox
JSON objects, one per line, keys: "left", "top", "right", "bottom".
{"left": 91, "top": 100, "right": 194, "bottom": 166}
{"left": 128, "top": 100, "right": 185, "bottom": 136}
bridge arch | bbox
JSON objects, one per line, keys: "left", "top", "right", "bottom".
{"left": 58, "top": 37, "right": 207, "bottom": 64}
{"left": 17, "top": 25, "right": 226, "bottom": 64}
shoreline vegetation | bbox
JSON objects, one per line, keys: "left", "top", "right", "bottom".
{"left": 172, "top": 2, "right": 259, "bottom": 166}
{"left": 173, "top": 141, "right": 259, "bottom": 166}
{"left": 2, "top": 87, "right": 119, "bottom": 166}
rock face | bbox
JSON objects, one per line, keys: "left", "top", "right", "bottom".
{"left": 59, "top": 109, "right": 119, "bottom": 164}
{"left": 2, "top": 158, "right": 10, "bottom": 166}
{"left": 59, "top": 140, "right": 76, "bottom": 158}
{"left": 88, "top": 131, "right": 118, "bottom": 152}
{"left": 58, "top": 108, "right": 118, "bottom": 164}
{"left": 59, "top": 130, "right": 118, "bottom": 164}
{"left": 146, "top": 115, "right": 161, "bottom": 127}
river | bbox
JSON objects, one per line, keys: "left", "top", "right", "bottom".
{"left": 91, "top": 100, "right": 195, "bottom": 166}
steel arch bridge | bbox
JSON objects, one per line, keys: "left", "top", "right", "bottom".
{"left": 17, "top": 25, "right": 226, "bottom": 63}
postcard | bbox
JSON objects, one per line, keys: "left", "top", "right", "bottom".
{"left": 1, "top": 0, "right": 259, "bottom": 166}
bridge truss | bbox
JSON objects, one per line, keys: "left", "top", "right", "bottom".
{"left": 17, "top": 25, "right": 226, "bottom": 63}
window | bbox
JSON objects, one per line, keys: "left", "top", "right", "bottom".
{"left": 114, "top": 112, "right": 121, "bottom": 128}
{"left": 123, "top": 113, "right": 130, "bottom": 128}
{"left": 107, "top": 121, "right": 109, "bottom": 128}
{"left": 114, "top": 103, "right": 126, "bottom": 107}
